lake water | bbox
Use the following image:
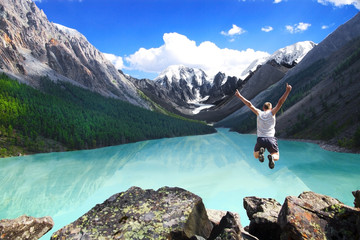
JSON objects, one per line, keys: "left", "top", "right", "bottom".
{"left": 1, "top": 128, "right": 359, "bottom": 239}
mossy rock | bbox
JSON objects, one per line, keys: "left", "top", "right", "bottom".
{"left": 51, "top": 186, "right": 213, "bottom": 240}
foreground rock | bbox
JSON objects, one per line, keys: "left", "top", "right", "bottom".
{"left": 51, "top": 186, "right": 213, "bottom": 239}
{"left": 244, "top": 191, "right": 360, "bottom": 240}
{"left": 0, "top": 215, "right": 53, "bottom": 240}
{"left": 49, "top": 187, "right": 360, "bottom": 240}
{"left": 243, "top": 197, "right": 281, "bottom": 240}
{"left": 279, "top": 191, "right": 360, "bottom": 240}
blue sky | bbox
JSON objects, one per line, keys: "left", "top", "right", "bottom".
{"left": 33, "top": 0, "right": 359, "bottom": 79}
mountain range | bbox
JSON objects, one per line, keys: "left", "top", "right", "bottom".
{"left": 0, "top": 0, "right": 359, "bottom": 152}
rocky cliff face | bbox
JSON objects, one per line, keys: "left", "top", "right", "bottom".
{"left": 0, "top": 0, "right": 148, "bottom": 108}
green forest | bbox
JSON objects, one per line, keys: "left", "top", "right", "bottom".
{"left": 0, "top": 74, "right": 215, "bottom": 157}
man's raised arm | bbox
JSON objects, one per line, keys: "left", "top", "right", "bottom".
{"left": 235, "top": 90, "right": 260, "bottom": 115}
{"left": 272, "top": 83, "right": 292, "bottom": 115}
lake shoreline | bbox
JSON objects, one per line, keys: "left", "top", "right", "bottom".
{"left": 231, "top": 129, "right": 360, "bottom": 154}
{"left": 2, "top": 131, "right": 359, "bottom": 159}
{"left": 283, "top": 138, "right": 360, "bottom": 154}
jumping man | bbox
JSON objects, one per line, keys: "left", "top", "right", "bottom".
{"left": 235, "top": 83, "right": 292, "bottom": 169}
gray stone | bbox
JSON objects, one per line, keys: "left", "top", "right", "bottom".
{"left": 243, "top": 196, "right": 282, "bottom": 240}
{"left": 278, "top": 191, "right": 360, "bottom": 240}
{"left": 51, "top": 186, "right": 213, "bottom": 240}
{"left": 0, "top": 215, "right": 53, "bottom": 240}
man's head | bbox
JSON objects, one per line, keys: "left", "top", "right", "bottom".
{"left": 263, "top": 102, "right": 272, "bottom": 110}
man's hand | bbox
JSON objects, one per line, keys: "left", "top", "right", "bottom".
{"left": 286, "top": 83, "right": 292, "bottom": 92}
{"left": 235, "top": 89, "right": 241, "bottom": 98}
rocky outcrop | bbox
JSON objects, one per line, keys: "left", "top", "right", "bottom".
{"left": 50, "top": 187, "right": 262, "bottom": 240}
{"left": 51, "top": 186, "right": 213, "bottom": 239}
{"left": 5, "top": 188, "right": 359, "bottom": 240}
{"left": 0, "top": 215, "right": 53, "bottom": 240}
{"left": 243, "top": 197, "right": 281, "bottom": 240}
{"left": 244, "top": 191, "right": 360, "bottom": 240}
{"left": 279, "top": 191, "right": 360, "bottom": 240}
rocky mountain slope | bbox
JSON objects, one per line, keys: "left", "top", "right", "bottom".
{"left": 216, "top": 12, "right": 360, "bottom": 150}
{"left": 0, "top": 0, "right": 148, "bottom": 108}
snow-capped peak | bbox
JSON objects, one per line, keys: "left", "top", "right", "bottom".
{"left": 155, "top": 65, "right": 208, "bottom": 85}
{"left": 268, "top": 41, "right": 316, "bottom": 65}
{"left": 53, "top": 23, "right": 87, "bottom": 40}
{"left": 240, "top": 41, "right": 316, "bottom": 79}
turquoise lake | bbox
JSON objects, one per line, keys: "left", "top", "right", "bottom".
{"left": 1, "top": 128, "right": 360, "bottom": 239}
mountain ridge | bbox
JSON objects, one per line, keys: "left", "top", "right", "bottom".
{"left": 0, "top": 0, "right": 148, "bottom": 108}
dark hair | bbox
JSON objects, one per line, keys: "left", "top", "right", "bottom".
{"left": 263, "top": 102, "right": 272, "bottom": 110}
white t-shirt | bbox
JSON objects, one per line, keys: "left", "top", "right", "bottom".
{"left": 257, "top": 110, "right": 276, "bottom": 137}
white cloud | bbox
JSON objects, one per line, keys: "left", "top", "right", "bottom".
{"left": 273, "top": 0, "right": 283, "bottom": 3}
{"left": 297, "top": 22, "right": 311, "bottom": 31}
{"left": 221, "top": 24, "right": 246, "bottom": 36}
{"left": 261, "top": 26, "right": 274, "bottom": 32}
{"left": 125, "top": 32, "right": 269, "bottom": 78}
{"left": 321, "top": 23, "right": 335, "bottom": 29}
{"left": 103, "top": 53, "right": 124, "bottom": 70}
{"left": 317, "top": 0, "right": 360, "bottom": 10}
{"left": 286, "top": 22, "right": 311, "bottom": 33}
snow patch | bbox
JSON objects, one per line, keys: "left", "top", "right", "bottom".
{"left": 53, "top": 23, "right": 87, "bottom": 40}
{"left": 191, "top": 103, "right": 214, "bottom": 114}
{"left": 268, "top": 41, "right": 316, "bottom": 65}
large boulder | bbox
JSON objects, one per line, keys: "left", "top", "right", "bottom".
{"left": 51, "top": 186, "right": 213, "bottom": 240}
{"left": 0, "top": 215, "right": 54, "bottom": 240}
{"left": 243, "top": 196, "right": 282, "bottom": 240}
{"left": 278, "top": 191, "right": 360, "bottom": 240}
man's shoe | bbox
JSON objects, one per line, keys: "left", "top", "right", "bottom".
{"left": 259, "top": 147, "right": 265, "bottom": 163}
{"left": 268, "top": 154, "right": 275, "bottom": 169}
